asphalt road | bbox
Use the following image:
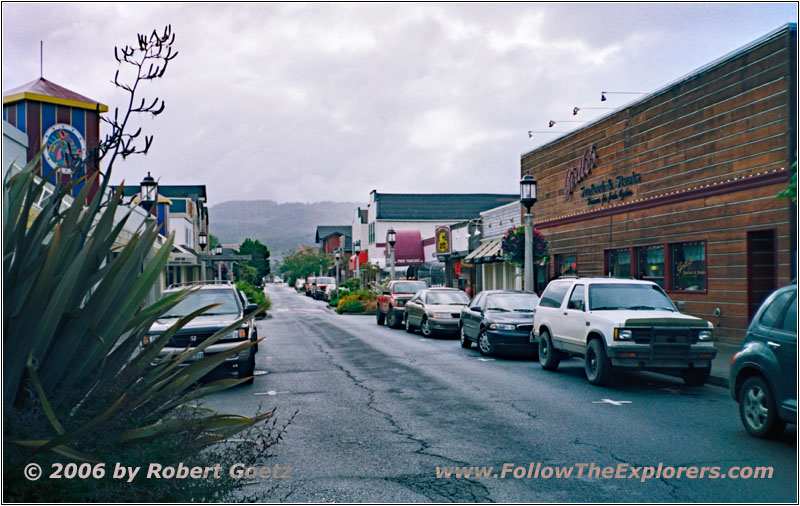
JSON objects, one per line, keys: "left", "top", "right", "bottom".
{"left": 206, "top": 284, "right": 797, "bottom": 502}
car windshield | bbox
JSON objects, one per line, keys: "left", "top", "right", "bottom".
{"left": 160, "top": 289, "right": 241, "bottom": 317}
{"left": 588, "top": 284, "right": 676, "bottom": 311}
{"left": 485, "top": 293, "right": 539, "bottom": 312}
{"left": 317, "top": 277, "right": 335, "bottom": 284}
{"left": 427, "top": 291, "right": 470, "bottom": 305}
{"left": 393, "top": 282, "right": 427, "bottom": 294}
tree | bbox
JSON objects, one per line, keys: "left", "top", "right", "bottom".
{"left": 279, "top": 249, "right": 332, "bottom": 285}
{"left": 237, "top": 238, "right": 271, "bottom": 281}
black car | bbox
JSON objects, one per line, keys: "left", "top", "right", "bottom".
{"left": 145, "top": 283, "right": 260, "bottom": 384}
{"left": 460, "top": 290, "right": 540, "bottom": 356}
{"left": 730, "top": 283, "right": 797, "bottom": 438}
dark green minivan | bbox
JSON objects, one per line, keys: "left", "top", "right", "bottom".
{"left": 730, "top": 284, "right": 797, "bottom": 438}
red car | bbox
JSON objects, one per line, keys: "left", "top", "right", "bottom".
{"left": 376, "top": 280, "right": 427, "bottom": 328}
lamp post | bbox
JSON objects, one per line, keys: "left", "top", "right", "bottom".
{"left": 319, "top": 258, "right": 323, "bottom": 277}
{"left": 198, "top": 232, "right": 208, "bottom": 281}
{"left": 335, "top": 248, "right": 341, "bottom": 285}
{"left": 214, "top": 244, "right": 223, "bottom": 282}
{"left": 387, "top": 228, "right": 397, "bottom": 281}
{"left": 354, "top": 240, "right": 361, "bottom": 288}
{"left": 520, "top": 175, "right": 538, "bottom": 292}
{"left": 139, "top": 172, "right": 159, "bottom": 301}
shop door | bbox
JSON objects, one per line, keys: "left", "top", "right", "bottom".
{"left": 747, "top": 229, "right": 777, "bottom": 321}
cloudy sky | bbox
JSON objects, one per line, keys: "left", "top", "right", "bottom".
{"left": 2, "top": 2, "right": 796, "bottom": 205}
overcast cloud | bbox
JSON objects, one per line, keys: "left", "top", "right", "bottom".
{"left": 2, "top": 2, "right": 796, "bottom": 205}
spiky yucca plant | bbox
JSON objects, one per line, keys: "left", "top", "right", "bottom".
{"left": 3, "top": 157, "right": 274, "bottom": 499}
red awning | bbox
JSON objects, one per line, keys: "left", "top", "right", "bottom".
{"left": 348, "top": 251, "right": 368, "bottom": 270}
{"left": 385, "top": 229, "right": 424, "bottom": 266}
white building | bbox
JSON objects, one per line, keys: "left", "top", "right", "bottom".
{"left": 465, "top": 201, "right": 523, "bottom": 291}
{"left": 364, "top": 190, "right": 518, "bottom": 272}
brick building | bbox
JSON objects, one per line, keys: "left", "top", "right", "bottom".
{"left": 521, "top": 24, "right": 796, "bottom": 344}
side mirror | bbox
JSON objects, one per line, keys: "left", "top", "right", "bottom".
{"left": 382, "top": 290, "right": 390, "bottom": 295}
{"left": 470, "top": 306, "right": 481, "bottom": 313}
{"left": 675, "top": 300, "right": 686, "bottom": 311}
{"left": 245, "top": 303, "right": 259, "bottom": 315}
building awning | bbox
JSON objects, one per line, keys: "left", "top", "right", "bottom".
{"left": 381, "top": 265, "right": 410, "bottom": 276}
{"left": 348, "top": 251, "right": 368, "bottom": 270}
{"left": 463, "top": 238, "right": 504, "bottom": 264}
{"left": 385, "top": 229, "right": 424, "bottom": 266}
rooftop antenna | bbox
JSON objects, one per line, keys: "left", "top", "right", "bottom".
{"left": 40, "top": 40, "right": 43, "bottom": 78}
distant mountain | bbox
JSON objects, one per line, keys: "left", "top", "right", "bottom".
{"left": 209, "top": 200, "right": 363, "bottom": 260}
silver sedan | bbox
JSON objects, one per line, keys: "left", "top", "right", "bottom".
{"left": 404, "top": 288, "right": 470, "bottom": 337}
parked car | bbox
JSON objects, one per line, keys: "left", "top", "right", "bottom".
{"left": 295, "top": 278, "right": 306, "bottom": 291}
{"left": 376, "top": 280, "right": 428, "bottom": 328}
{"left": 324, "top": 283, "right": 338, "bottom": 302}
{"left": 730, "top": 283, "right": 797, "bottom": 438}
{"left": 238, "top": 289, "right": 259, "bottom": 350}
{"left": 313, "top": 276, "right": 336, "bottom": 300}
{"left": 143, "top": 282, "right": 259, "bottom": 384}
{"left": 404, "top": 288, "right": 470, "bottom": 337}
{"left": 532, "top": 277, "right": 717, "bottom": 386}
{"left": 460, "top": 290, "right": 539, "bottom": 356}
{"left": 305, "top": 276, "right": 317, "bottom": 296}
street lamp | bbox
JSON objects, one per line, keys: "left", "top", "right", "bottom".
{"left": 198, "top": 232, "right": 208, "bottom": 282}
{"left": 214, "top": 244, "right": 223, "bottom": 282}
{"left": 319, "top": 258, "right": 323, "bottom": 277}
{"left": 354, "top": 240, "right": 361, "bottom": 288}
{"left": 387, "top": 228, "right": 397, "bottom": 281}
{"left": 520, "top": 175, "right": 538, "bottom": 292}
{"left": 139, "top": 172, "right": 158, "bottom": 213}
{"left": 335, "top": 248, "right": 342, "bottom": 285}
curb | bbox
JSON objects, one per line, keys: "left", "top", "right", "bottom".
{"left": 706, "top": 375, "right": 729, "bottom": 389}
{"left": 663, "top": 372, "right": 729, "bottom": 389}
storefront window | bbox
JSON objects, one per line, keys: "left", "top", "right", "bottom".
{"left": 606, "top": 248, "right": 631, "bottom": 278}
{"left": 556, "top": 253, "right": 578, "bottom": 277}
{"left": 670, "top": 241, "right": 706, "bottom": 291}
{"left": 636, "top": 245, "right": 664, "bottom": 288}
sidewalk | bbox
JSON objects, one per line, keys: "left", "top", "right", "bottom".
{"left": 706, "top": 341, "right": 740, "bottom": 389}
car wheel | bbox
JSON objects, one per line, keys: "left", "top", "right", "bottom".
{"left": 376, "top": 307, "right": 385, "bottom": 325}
{"left": 739, "top": 376, "right": 785, "bottom": 438}
{"left": 387, "top": 307, "right": 399, "bottom": 328}
{"left": 585, "top": 339, "right": 611, "bottom": 386}
{"left": 538, "top": 330, "right": 560, "bottom": 371}
{"left": 681, "top": 365, "right": 711, "bottom": 386}
{"left": 460, "top": 326, "right": 472, "bottom": 349}
{"left": 420, "top": 317, "right": 433, "bottom": 337}
{"left": 477, "top": 329, "right": 495, "bottom": 356}
{"left": 238, "top": 351, "right": 255, "bottom": 385}
{"left": 405, "top": 314, "right": 415, "bottom": 333}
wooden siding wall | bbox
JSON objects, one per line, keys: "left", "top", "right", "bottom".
{"left": 521, "top": 27, "right": 796, "bottom": 344}
{"left": 482, "top": 203, "right": 522, "bottom": 240}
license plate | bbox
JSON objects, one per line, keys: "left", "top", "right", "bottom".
{"left": 189, "top": 351, "right": 205, "bottom": 362}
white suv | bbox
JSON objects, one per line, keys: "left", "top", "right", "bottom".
{"left": 531, "top": 277, "right": 717, "bottom": 386}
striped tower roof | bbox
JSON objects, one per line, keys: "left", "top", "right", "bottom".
{"left": 3, "top": 77, "right": 108, "bottom": 112}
